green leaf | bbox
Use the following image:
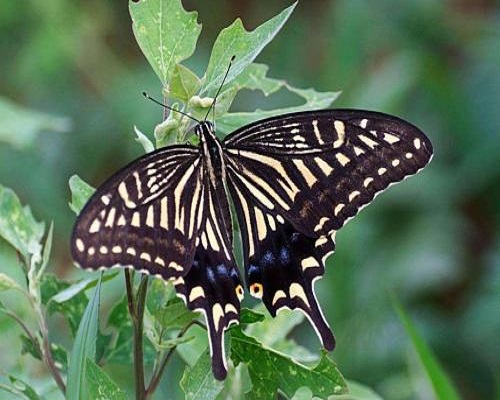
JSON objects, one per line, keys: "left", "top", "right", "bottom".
{"left": 232, "top": 63, "right": 285, "bottom": 96}
{"left": 39, "top": 221, "right": 53, "bottom": 277}
{"left": 394, "top": 300, "right": 461, "bottom": 400}
{"left": 0, "top": 185, "right": 45, "bottom": 262}
{"left": 189, "top": 87, "right": 238, "bottom": 121}
{"left": 245, "top": 305, "right": 304, "bottom": 347}
{"left": 169, "top": 63, "right": 202, "bottom": 102}
{"left": 176, "top": 324, "right": 209, "bottom": 366}
{"left": 0, "top": 96, "right": 70, "bottom": 149}
{"left": 239, "top": 308, "right": 265, "bottom": 325}
{"left": 19, "top": 334, "right": 69, "bottom": 373}
{"left": 134, "top": 125, "right": 155, "bottom": 153}
{"left": 67, "top": 275, "right": 102, "bottom": 400}
{"left": 201, "top": 2, "right": 297, "bottom": 95}
{"left": 130, "top": 0, "right": 202, "bottom": 85}
{"left": 0, "top": 272, "right": 23, "bottom": 292}
{"left": 154, "top": 297, "right": 196, "bottom": 330}
{"left": 230, "top": 327, "right": 347, "bottom": 400}
{"left": 216, "top": 86, "right": 340, "bottom": 134}
{"left": 180, "top": 347, "right": 225, "bottom": 400}
{"left": 0, "top": 375, "right": 41, "bottom": 400}
{"left": 330, "top": 380, "right": 384, "bottom": 400}
{"left": 86, "top": 358, "right": 126, "bottom": 400}
{"left": 49, "top": 272, "right": 118, "bottom": 304}
{"left": 68, "top": 174, "right": 95, "bottom": 215}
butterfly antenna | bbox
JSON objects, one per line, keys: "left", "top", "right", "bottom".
{"left": 204, "top": 55, "right": 236, "bottom": 121}
{"left": 142, "top": 92, "right": 200, "bottom": 123}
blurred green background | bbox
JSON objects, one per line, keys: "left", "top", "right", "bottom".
{"left": 0, "top": 1, "right": 499, "bottom": 399}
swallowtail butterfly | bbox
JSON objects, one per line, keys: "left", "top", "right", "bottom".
{"left": 71, "top": 82, "right": 432, "bottom": 379}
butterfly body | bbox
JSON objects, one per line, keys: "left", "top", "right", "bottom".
{"left": 71, "top": 109, "right": 433, "bottom": 379}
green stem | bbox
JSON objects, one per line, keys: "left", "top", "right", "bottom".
{"left": 145, "top": 320, "right": 206, "bottom": 398}
{"left": 125, "top": 270, "right": 149, "bottom": 400}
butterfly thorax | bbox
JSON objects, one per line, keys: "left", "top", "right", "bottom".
{"left": 196, "top": 121, "right": 226, "bottom": 184}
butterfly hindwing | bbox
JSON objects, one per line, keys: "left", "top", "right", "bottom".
{"left": 173, "top": 165, "right": 243, "bottom": 380}
{"left": 71, "top": 146, "right": 202, "bottom": 280}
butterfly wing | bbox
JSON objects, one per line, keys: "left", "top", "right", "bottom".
{"left": 223, "top": 109, "right": 433, "bottom": 346}
{"left": 172, "top": 164, "right": 243, "bottom": 380}
{"left": 71, "top": 145, "right": 203, "bottom": 280}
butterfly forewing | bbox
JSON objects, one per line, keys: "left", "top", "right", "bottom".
{"left": 223, "top": 109, "right": 433, "bottom": 345}
{"left": 71, "top": 146, "right": 202, "bottom": 279}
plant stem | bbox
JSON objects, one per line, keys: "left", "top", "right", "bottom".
{"left": 145, "top": 320, "right": 206, "bottom": 398}
{"left": 124, "top": 270, "right": 149, "bottom": 400}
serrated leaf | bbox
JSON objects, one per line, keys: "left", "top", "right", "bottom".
{"left": 130, "top": 0, "right": 201, "bottom": 85}
{"left": 67, "top": 275, "right": 102, "bottom": 400}
{"left": 68, "top": 175, "right": 95, "bottom": 215}
{"left": 154, "top": 297, "right": 196, "bottom": 330}
{"left": 180, "top": 346, "right": 226, "bottom": 400}
{"left": 230, "top": 327, "right": 347, "bottom": 400}
{"left": 169, "top": 63, "right": 202, "bottom": 101}
{"left": 86, "top": 358, "right": 126, "bottom": 400}
{"left": 0, "top": 96, "right": 70, "bottom": 149}
{"left": 4, "top": 374, "right": 41, "bottom": 400}
{"left": 0, "top": 185, "right": 45, "bottom": 262}
{"left": 146, "top": 278, "right": 177, "bottom": 313}
{"left": 232, "top": 63, "right": 285, "bottom": 96}
{"left": 189, "top": 87, "right": 238, "bottom": 121}
{"left": 216, "top": 86, "right": 341, "bottom": 134}
{"left": 394, "top": 299, "right": 461, "bottom": 400}
{"left": 134, "top": 125, "right": 155, "bottom": 153}
{"left": 201, "top": 2, "right": 297, "bottom": 95}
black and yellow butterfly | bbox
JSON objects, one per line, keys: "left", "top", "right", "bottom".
{"left": 71, "top": 102, "right": 432, "bottom": 379}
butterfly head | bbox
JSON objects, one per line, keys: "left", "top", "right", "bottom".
{"left": 195, "top": 121, "right": 216, "bottom": 139}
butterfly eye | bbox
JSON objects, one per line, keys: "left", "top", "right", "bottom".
{"left": 235, "top": 284, "right": 244, "bottom": 301}
{"left": 249, "top": 283, "right": 263, "bottom": 299}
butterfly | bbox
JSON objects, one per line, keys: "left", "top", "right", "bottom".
{"left": 71, "top": 91, "right": 433, "bottom": 379}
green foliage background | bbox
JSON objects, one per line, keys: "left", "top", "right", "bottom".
{"left": 0, "top": 1, "right": 498, "bottom": 399}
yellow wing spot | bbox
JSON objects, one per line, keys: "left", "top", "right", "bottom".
{"left": 118, "top": 182, "right": 137, "bottom": 208}
{"left": 349, "top": 191, "right": 361, "bottom": 201}
{"left": 112, "top": 246, "right": 122, "bottom": 254}
{"left": 333, "top": 120, "right": 345, "bottom": 148}
{"left": 212, "top": 303, "right": 224, "bottom": 331}
{"left": 314, "top": 157, "right": 333, "bottom": 176}
{"left": 359, "top": 134, "right": 378, "bottom": 149}
{"left": 267, "top": 214, "right": 276, "bottom": 231}
{"left": 250, "top": 283, "right": 263, "bottom": 299}
{"left": 405, "top": 152, "right": 413, "bottom": 159}
{"left": 126, "top": 247, "right": 136, "bottom": 256}
{"left": 292, "top": 159, "right": 317, "bottom": 188}
{"left": 413, "top": 138, "right": 421, "bottom": 149}
{"left": 335, "top": 153, "right": 350, "bottom": 166}
{"left": 168, "top": 261, "right": 183, "bottom": 272}
{"left": 117, "top": 215, "right": 126, "bottom": 226}
{"left": 301, "top": 256, "right": 320, "bottom": 271}
{"left": 315, "top": 236, "right": 328, "bottom": 247}
{"left": 105, "top": 208, "right": 116, "bottom": 227}
{"left": 378, "top": 167, "right": 387, "bottom": 175}
{"left": 312, "top": 119, "right": 325, "bottom": 145}
{"left": 89, "top": 219, "right": 101, "bottom": 233}
{"left": 354, "top": 146, "right": 365, "bottom": 156}
{"left": 146, "top": 205, "right": 155, "bottom": 227}
{"left": 334, "top": 203, "right": 345, "bottom": 216}
{"left": 189, "top": 286, "right": 205, "bottom": 302}
{"left": 383, "top": 133, "right": 400, "bottom": 144}
{"left": 101, "top": 195, "right": 110, "bottom": 205}
{"left": 276, "top": 215, "right": 285, "bottom": 224}
{"left": 99, "top": 246, "right": 108, "bottom": 254}
{"left": 154, "top": 256, "right": 165, "bottom": 266}
{"left": 225, "top": 303, "right": 238, "bottom": 314}
{"left": 254, "top": 207, "right": 268, "bottom": 241}
{"left": 359, "top": 118, "right": 368, "bottom": 128}
{"left": 88, "top": 247, "right": 95, "bottom": 255}
{"left": 236, "top": 285, "right": 244, "bottom": 301}
{"left": 314, "top": 217, "right": 330, "bottom": 232}
{"left": 392, "top": 159, "right": 400, "bottom": 167}
{"left": 272, "top": 290, "right": 286, "bottom": 306}
{"left": 289, "top": 283, "right": 310, "bottom": 307}
{"left": 293, "top": 135, "right": 306, "bottom": 142}
{"left": 363, "top": 177, "right": 374, "bottom": 187}
{"left": 160, "top": 197, "right": 169, "bottom": 229}
{"left": 140, "top": 252, "right": 151, "bottom": 261}
{"left": 75, "top": 239, "right": 85, "bottom": 252}
{"left": 131, "top": 212, "right": 141, "bottom": 227}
